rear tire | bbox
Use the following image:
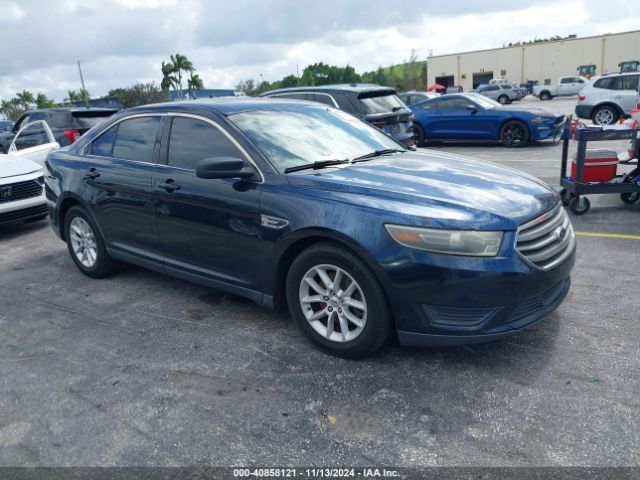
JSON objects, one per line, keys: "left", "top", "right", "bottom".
{"left": 498, "top": 95, "right": 509, "bottom": 105}
{"left": 285, "top": 242, "right": 391, "bottom": 359}
{"left": 500, "top": 120, "right": 530, "bottom": 148}
{"left": 64, "top": 205, "right": 116, "bottom": 278}
{"left": 592, "top": 105, "right": 618, "bottom": 125}
{"left": 539, "top": 91, "right": 552, "bottom": 101}
{"left": 413, "top": 123, "right": 426, "bottom": 146}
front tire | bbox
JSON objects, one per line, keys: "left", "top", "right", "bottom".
{"left": 500, "top": 120, "right": 530, "bottom": 148}
{"left": 64, "top": 205, "right": 116, "bottom": 278}
{"left": 285, "top": 243, "right": 391, "bottom": 359}
{"left": 592, "top": 105, "right": 618, "bottom": 125}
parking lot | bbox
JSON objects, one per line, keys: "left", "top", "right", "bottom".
{"left": 0, "top": 96, "right": 638, "bottom": 467}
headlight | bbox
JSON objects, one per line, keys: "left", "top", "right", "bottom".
{"left": 531, "top": 116, "right": 552, "bottom": 123}
{"left": 385, "top": 224, "right": 503, "bottom": 257}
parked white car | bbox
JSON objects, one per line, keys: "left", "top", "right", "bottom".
{"left": 0, "top": 121, "right": 59, "bottom": 225}
{"left": 533, "top": 76, "right": 589, "bottom": 100}
{"left": 575, "top": 72, "right": 640, "bottom": 125}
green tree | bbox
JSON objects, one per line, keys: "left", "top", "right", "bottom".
{"left": 0, "top": 99, "right": 26, "bottom": 121}
{"left": 109, "top": 82, "right": 169, "bottom": 108}
{"left": 16, "top": 90, "right": 35, "bottom": 109}
{"left": 35, "top": 93, "right": 56, "bottom": 109}
{"left": 187, "top": 73, "right": 204, "bottom": 98}
{"left": 161, "top": 61, "right": 179, "bottom": 93}
{"left": 280, "top": 74, "right": 299, "bottom": 88}
{"left": 65, "top": 89, "right": 90, "bottom": 103}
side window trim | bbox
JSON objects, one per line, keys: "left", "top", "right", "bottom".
{"left": 162, "top": 112, "right": 265, "bottom": 183}
{"left": 87, "top": 113, "right": 163, "bottom": 165}
{"left": 267, "top": 91, "right": 339, "bottom": 108}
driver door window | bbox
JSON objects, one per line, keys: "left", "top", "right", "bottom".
{"left": 8, "top": 120, "right": 59, "bottom": 165}
{"left": 167, "top": 117, "right": 244, "bottom": 170}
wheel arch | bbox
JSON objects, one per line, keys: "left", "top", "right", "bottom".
{"left": 56, "top": 193, "right": 103, "bottom": 242}
{"left": 270, "top": 228, "right": 394, "bottom": 311}
{"left": 592, "top": 102, "right": 623, "bottom": 118}
{"left": 498, "top": 118, "right": 530, "bottom": 141}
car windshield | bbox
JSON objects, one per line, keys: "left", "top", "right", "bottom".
{"left": 466, "top": 94, "right": 500, "bottom": 109}
{"left": 229, "top": 107, "right": 403, "bottom": 172}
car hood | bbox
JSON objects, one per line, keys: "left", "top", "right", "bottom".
{"left": 0, "top": 154, "right": 42, "bottom": 179}
{"left": 494, "top": 105, "right": 562, "bottom": 117}
{"left": 288, "top": 151, "right": 558, "bottom": 228}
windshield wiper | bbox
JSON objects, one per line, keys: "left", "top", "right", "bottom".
{"left": 351, "top": 149, "right": 407, "bottom": 163}
{"left": 284, "top": 159, "right": 349, "bottom": 174}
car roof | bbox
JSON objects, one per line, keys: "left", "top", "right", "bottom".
{"left": 127, "top": 97, "right": 328, "bottom": 116}
{"left": 261, "top": 83, "right": 395, "bottom": 96}
{"left": 25, "top": 107, "right": 118, "bottom": 114}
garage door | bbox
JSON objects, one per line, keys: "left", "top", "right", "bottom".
{"left": 473, "top": 72, "right": 493, "bottom": 89}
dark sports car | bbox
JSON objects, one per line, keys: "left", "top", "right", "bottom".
{"left": 410, "top": 93, "right": 566, "bottom": 147}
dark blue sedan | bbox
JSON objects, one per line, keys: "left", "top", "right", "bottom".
{"left": 45, "top": 98, "right": 575, "bottom": 358}
{"left": 411, "top": 93, "right": 566, "bottom": 147}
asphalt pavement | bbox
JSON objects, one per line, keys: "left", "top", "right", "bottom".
{"left": 0, "top": 96, "right": 638, "bottom": 467}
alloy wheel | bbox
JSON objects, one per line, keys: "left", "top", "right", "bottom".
{"left": 594, "top": 108, "right": 615, "bottom": 125}
{"left": 69, "top": 217, "right": 98, "bottom": 268}
{"left": 502, "top": 124, "right": 524, "bottom": 146}
{"left": 298, "top": 264, "right": 367, "bottom": 343}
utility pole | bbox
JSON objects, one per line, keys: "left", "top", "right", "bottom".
{"left": 77, "top": 60, "right": 89, "bottom": 108}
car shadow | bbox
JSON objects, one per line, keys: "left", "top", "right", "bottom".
{"left": 422, "top": 140, "right": 561, "bottom": 149}
{"left": 0, "top": 217, "right": 49, "bottom": 241}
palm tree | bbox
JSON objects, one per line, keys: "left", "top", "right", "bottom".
{"left": 161, "top": 61, "right": 179, "bottom": 93}
{"left": 16, "top": 90, "right": 35, "bottom": 109}
{"left": 170, "top": 53, "right": 194, "bottom": 98}
{"left": 187, "top": 73, "right": 204, "bottom": 98}
{"left": 35, "top": 93, "right": 56, "bottom": 109}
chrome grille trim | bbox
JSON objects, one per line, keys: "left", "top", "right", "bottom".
{"left": 517, "top": 203, "right": 575, "bottom": 270}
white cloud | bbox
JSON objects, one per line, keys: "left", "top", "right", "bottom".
{"left": 0, "top": 0, "right": 638, "bottom": 101}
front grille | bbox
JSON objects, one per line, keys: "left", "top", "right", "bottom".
{"left": 516, "top": 203, "right": 575, "bottom": 270}
{"left": 0, "top": 204, "right": 48, "bottom": 224}
{"left": 507, "top": 280, "right": 568, "bottom": 324}
{"left": 0, "top": 178, "right": 43, "bottom": 204}
{"left": 421, "top": 304, "right": 499, "bottom": 331}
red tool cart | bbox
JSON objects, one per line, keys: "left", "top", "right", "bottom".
{"left": 559, "top": 126, "right": 640, "bottom": 215}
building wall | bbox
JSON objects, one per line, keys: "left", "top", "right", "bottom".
{"left": 428, "top": 30, "right": 640, "bottom": 91}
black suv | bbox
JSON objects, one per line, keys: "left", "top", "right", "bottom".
{"left": 0, "top": 108, "right": 117, "bottom": 153}
{"left": 260, "top": 84, "right": 414, "bottom": 146}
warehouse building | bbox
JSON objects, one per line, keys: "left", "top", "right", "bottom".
{"left": 427, "top": 30, "right": 640, "bottom": 91}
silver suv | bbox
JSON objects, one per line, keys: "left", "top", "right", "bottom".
{"left": 575, "top": 72, "right": 640, "bottom": 125}
{"left": 476, "top": 84, "right": 519, "bottom": 104}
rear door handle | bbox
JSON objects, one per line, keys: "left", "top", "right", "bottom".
{"left": 84, "top": 168, "right": 100, "bottom": 179}
{"left": 156, "top": 180, "right": 181, "bottom": 192}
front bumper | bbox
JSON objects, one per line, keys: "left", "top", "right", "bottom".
{"left": 575, "top": 104, "right": 593, "bottom": 119}
{"left": 532, "top": 117, "right": 566, "bottom": 141}
{"left": 379, "top": 231, "right": 576, "bottom": 347}
{"left": 0, "top": 171, "right": 47, "bottom": 225}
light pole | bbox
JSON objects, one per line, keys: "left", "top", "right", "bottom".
{"left": 77, "top": 60, "right": 89, "bottom": 108}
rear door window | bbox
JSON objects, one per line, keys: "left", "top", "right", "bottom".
{"left": 112, "top": 116, "right": 161, "bottom": 163}
{"left": 311, "top": 93, "right": 337, "bottom": 107}
{"left": 613, "top": 75, "right": 640, "bottom": 91}
{"left": 358, "top": 91, "right": 405, "bottom": 114}
{"left": 167, "top": 117, "right": 243, "bottom": 170}
{"left": 594, "top": 77, "right": 616, "bottom": 89}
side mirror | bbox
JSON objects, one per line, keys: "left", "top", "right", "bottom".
{"left": 466, "top": 105, "right": 477, "bottom": 112}
{"left": 195, "top": 157, "right": 255, "bottom": 180}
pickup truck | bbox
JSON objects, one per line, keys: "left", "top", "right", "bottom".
{"left": 533, "top": 76, "right": 589, "bottom": 100}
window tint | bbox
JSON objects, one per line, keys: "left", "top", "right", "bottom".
{"left": 500, "top": 85, "right": 512, "bottom": 89}
{"left": 312, "top": 93, "right": 336, "bottom": 107}
{"left": 560, "top": 77, "right": 572, "bottom": 84}
{"left": 92, "top": 125, "right": 118, "bottom": 157}
{"left": 275, "top": 93, "right": 307, "bottom": 101}
{"left": 613, "top": 75, "right": 640, "bottom": 91}
{"left": 14, "top": 122, "right": 51, "bottom": 150}
{"left": 167, "top": 117, "right": 243, "bottom": 170}
{"left": 358, "top": 92, "right": 405, "bottom": 114}
{"left": 435, "top": 97, "right": 475, "bottom": 110}
{"left": 112, "top": 116, "right": 160, "bottom": 163}
{"left": 594, "top": 77, "right": 616, "bottom": 89}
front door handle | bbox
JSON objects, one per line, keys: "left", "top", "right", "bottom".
{"left": 156, "top": 179, "right": 181, "bottom": 192}
{"left": 84, "top": 168, "right": 100, "bottom": 179}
